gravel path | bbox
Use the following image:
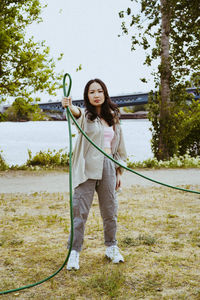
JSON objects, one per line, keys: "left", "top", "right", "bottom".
{"left": 0, "top": 169, "right": 199, "bottom": 193}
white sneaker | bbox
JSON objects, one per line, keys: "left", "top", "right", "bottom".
{"left": 66, "top": 250, "right": 80, "bottom": 270}
{"left": 105, "top": 245, "right": 124, "bottom": 263}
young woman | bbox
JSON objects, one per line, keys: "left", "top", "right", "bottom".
{"left": 62, "top": 79, "right": 127, "bottom": 270}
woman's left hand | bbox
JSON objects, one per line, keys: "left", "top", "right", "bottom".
{"left": 116, "top": 171, "right": 121, "bottom": 190}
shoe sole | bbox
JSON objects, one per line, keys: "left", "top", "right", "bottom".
{"left": 66, "top": 266, "right": 79, "bottom": 270}
{"left": 113, "top": 259, "right": 124, "bottom": 264}
{"left": 105, "top": 255, "right": 124, "bottom": 263}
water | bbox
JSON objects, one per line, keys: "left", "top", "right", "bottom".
{"left": 0, "top": 120, "right": 153, "bottom": 166}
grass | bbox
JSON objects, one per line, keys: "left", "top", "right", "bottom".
{"left": 0, "top": 185, "right": 200, "bottom": 299}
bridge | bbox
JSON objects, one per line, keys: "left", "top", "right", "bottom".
{"left": 2, "top": 88, "right": 199, "bottom": 114}
{"left": 37, "top": 87, "right": 200, "bottom": 112}
{"left": 38, "top": 92, "right": 149, "bottom": 113}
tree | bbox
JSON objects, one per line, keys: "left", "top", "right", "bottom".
{"left": 3, "top": 97, "right": 47, "bottom": 121}
{"left": 119, "top": 0, "right": 200, "bottom": 159}
{"left": 0, "top": 0, "right": 63, "bottom": 103}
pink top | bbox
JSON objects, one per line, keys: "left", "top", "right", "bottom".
{"left": 104, "top": 126, "right": 114, "bottom": 148}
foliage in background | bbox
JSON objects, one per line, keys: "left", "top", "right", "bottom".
{"left": 0, "top": 150, "right": 9, "bottom": 171}
{"left": 1, "top": 148, "right": 200, "bottom": 171}
{"left": 0, "top": 111, "right": 7, "bottom": 122}
{"left": 148, "top": 88, "right": 200, "bottom": 158}
{"left": 119, "top": 0, "right": 199, "bottom": 87}
{"left": 123, "top": 104, "right": 147, "bottom": 113}
{"left": 26, "top": 148, "right": 69, "bottom": 168}
{"left": 0, "top": 0, "right": 63, "bottom": 104}
{"left": 178, "top": 101, "right": 200, "bottom": 156}
{"left": 127, "top": 153, "right": 200, "bottom": 169}
{"left": 119, "top": 0, "right": 200, "bottom": 160}
{"left": 2, "top": 97, "right": 48, "bottom": 121}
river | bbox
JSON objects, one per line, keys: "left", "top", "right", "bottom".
{"left": 0, "top": 120, "right": 153, "bottom": 166}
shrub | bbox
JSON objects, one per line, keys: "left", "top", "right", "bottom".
{"left": 179, "top": 111, "right": 200, "bottom": 157}
{"left": 26, "top": 148, "right": 70, "bottom": 167}
{"left": 127, "top": 153, "right": 200, "bottom": 169}
{"left": 0, "top": 112, "right": 7, "bottom": 122}
{"left": 0, "top": 150, "right": 9, "bottom": 171}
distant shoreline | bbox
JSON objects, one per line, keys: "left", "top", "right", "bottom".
{"left": 120, "top": 111, "right": 148, "bottom": 119}
{"left": 46, "top": 111, "right": 148, "bottom": 121}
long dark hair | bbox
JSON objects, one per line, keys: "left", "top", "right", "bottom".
{"left": 84, "top": 79, "right": 120, "bottom": 126}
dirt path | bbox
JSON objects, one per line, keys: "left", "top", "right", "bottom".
{"left": 0, "top": 169, "right": 199, "bottom": 193}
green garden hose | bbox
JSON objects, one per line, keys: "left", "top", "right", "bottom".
{"left": 1, "top": 73, "right": 199, "bottom": 296}
{"left": 0, "top": 73, "right": 74, "bottom": 295}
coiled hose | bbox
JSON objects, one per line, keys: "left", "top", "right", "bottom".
{"left": 0, "top": 73, "right": 74, "bottom": 295}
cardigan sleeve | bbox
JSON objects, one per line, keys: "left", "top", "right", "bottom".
{"left": 65, "top": 107, "right": 85, "bottom": 130}
{"left": 72, "top": 107, "right": 85, "bottom": 128}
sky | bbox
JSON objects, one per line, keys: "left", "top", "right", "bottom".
{"left": 27, "top": 0, "right": 158, "bottom": 102}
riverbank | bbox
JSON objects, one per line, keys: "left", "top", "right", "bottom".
{"left": 0, "top": 168, "right": 199, "bottom": 193}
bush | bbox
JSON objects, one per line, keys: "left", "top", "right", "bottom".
{"left": 179, "top": 109, "right": 200, "bottom": 156}
{"left": 0, "top": 112, "right": 7, "bottom": 122}
{"left": 26, "top": 148, "right": 70, "bottom": 167}
{"left": 0, "top": 150, "right": 9, "bottom": 171}
{"left": 127, "top": 153, "right": 200, "bottom": 169}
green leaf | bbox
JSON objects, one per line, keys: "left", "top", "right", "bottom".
{"left": 0, "top": 0, "right": 63, "bottom": 103}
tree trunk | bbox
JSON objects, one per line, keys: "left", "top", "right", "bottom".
{"left": 159, "top": 0, "right": 171, "bottom": 160}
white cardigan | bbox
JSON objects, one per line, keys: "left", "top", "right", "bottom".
{"left": 67, "top": 108, "right": 127, "bottom": 189}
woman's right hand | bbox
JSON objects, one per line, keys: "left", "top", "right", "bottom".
{"left": 61, "top": 97, "right": 72, "bottom": 108}
{"left": 61, "top": 97, "right": 81, "bottom": 118}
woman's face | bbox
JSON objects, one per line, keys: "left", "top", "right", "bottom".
{"left": 88, "top": 82, "right": 105, "bottom": 107}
